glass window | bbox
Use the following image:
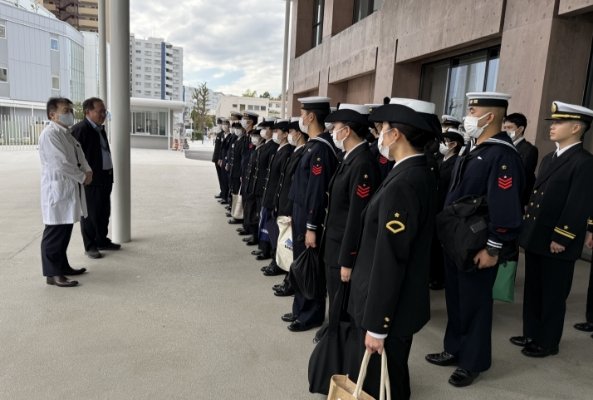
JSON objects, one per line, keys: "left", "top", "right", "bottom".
{"left": 159, "top": 112, "right": 167, "bottom": 135}
{"left": 0, "top": 68, "right": 7, "bottom": 82}
{"left": 232, "top": 104, "right": 237, "bottom": 108}
{"left": 0, "top": 22, "right": 5, "bottom": 39}
{"left": 312, "top": 0, "right": 324, "bottom": 48}
{"left": 145, "top": 67, "right": 152, "bottom": 72}
{"left": 248, "top": 105, "right": 254, "bottom": 110}
{"left": 135, "top": 49, "right": 141, "bottom": 54}
{"left": 261, "top": 106, "right": 267, "bottom": 111}
{"left": 240, "top": 104, "right": 246, "bottom": 111}
{"left": 145, "top": 51, "right": 152, "bottom": 56}
{"left": 353, "top": 0, "right": 380, "bottom": 23}
{"left": 50, "top": 38, "right": 59, "bottom": 51}
{"left": 52, "top": 76, "right": 60, "bottom": 90}
{"left": 420, "top": 47, "right": 500, "bottom": 121}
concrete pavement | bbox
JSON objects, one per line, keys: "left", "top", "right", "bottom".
{"left": 0, "top": 148, "right": 592, "bottom": 399}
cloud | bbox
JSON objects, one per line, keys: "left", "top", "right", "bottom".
{"left": 130, "top": 0, "right": 287, "bottom": 97}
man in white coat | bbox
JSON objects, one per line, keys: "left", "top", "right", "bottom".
{"left": 39, "top": 97, "right": 93, "bottom": 287}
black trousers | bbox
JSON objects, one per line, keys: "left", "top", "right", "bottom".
{"left": 41, "top": 224, "right": 74, "bottom": 277}
{"left": 214, "top": 162, "right": 224, "bottom": 195}
{"left": 429, "top": 230, "right": 445, "bottom": 284}
{"left": 523, "top": 251, "right": 575, "bottom": 349}
{"left": 443, "top": 255, "right": 498, "bottom": 372}
{"left": 81, "top": 182, "right": 112, "bottom": 251}
{"left": 326, "top": 264, "right": 341, "bottom": 315}
{"left": 349, "top": 326, "right": 413, "bottom": 400}
{"left": 587, "top": 258, "right": 593, "bottom": 323}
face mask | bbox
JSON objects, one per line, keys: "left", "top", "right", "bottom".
{"left": 507, "top": 130, "right": 516, "bottom": 141}
{"left": 439, "top": 142, "right": 450, "bottom": 156}
{"left": 58, "top": 112, "right": 75, "bottom": 128}
{"left": 251, "top": 136, "right": 260, "bottom": 145}
{"left": 241, "top": 119, "right": 250, "bottom": 130}
{"left": 222, "top": 125, "right": 229, "bottom": 133}
{"left": 298, "top": 117, "right": 309, "bottom": 134}
{"left": 288, "top": 133, "right": 298, "bottom": 146}
{"left": 259, "top": 129, "right": 268, "bottom": 139}
{"left": 332, "top": 126, "right": 346, "bottom": 151}
{"left": 378, "top": 129, "right": 395, "bottom": 161}
{"left": 463, "top": 113, "right": 490, "bottom": 139}
{"left": 272, "top": 132, "right": 281, "bottom": 144}
{"left": 325, "top": 122, "right": 333, "bottom": 132}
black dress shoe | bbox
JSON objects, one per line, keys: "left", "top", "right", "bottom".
{"left": 226, "top": 213, "right": 232, "bottom": 218}
{"left": 251, "top": 250, "right": 263, "bottom": 256}
{"left": 46, "top": 276, "right": 78, "bottom": 287}
{"left": 509, "top": 336, "right": 533, "bottom": 347}
{"left": 219, "top": 200, "right": 228, "bottom": 205}
{"left": 97, "top": 241, "right": 121, "bottom": 251}
{"left": 243, "top": 236, "right": 253, "bottom": 243}
{"left": 214, "top": 194, "right": 222, "bottom": 199}
{"left": 448, "top": 368, "right": 479, "bottom": 387}
{"left": 256, "top": 254, "right": 272, "bottom": 261}
{"left": 425, "top": 351, "right": 458, "bottom": 366}
{"left": 281, "top": 313, "right": 297, "bottom": 322}
{"left": 274, "top": 286, "right": 295, "bottom": 297}
{"left": 272, "top": 282, "right": 284, "bottom": 290}
{"left": 288, "top": 320, "right": 322, "bottom": 332}
{"left": 238, "top": 231, "right": 250, "bottom": 236}
{"left": 228, "top": 219, "right": 241, "bottom": 224}
{"left": 65, "top": 267, "right": 87, "bottom": 276}
{"left": 246, "top": 240, "right": 258, "bottom": 246}
{"left": 521, "top": 343, "right": 559, "bottom": 358}
{"left": 429, "top": 281, "right": 445, "bottom": 290}
{"left": 263, "top": 264, "right": 286, "bottom": 276}
{"left": 574, "top": 322, "right": 593, "bottom": 332}
{"left": 85, "top": 248, "right": 102, "bottom": 259}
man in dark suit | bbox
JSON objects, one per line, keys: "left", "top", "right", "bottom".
{"left": 512, "top": 101, "right": 593, "bottom": 357}
{"left": 503, "top": 113, "right": 538, "bottom": 207}
{"left": 71, "top": 97, "right": 120, "bottom": 259}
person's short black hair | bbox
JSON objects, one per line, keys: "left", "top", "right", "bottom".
{"left": 305, "top": 108, "right": 330, "bottom": 129}
{"left": 503, "top": 113, "right": 528, "bottom": 130}
{"left": 389, "top": 122, "right": 433, "bottom": 152}
{"left": 82, "top": 97, "right": 104, "bottom": 114}
{"left": 344, "top": 121, "right": 369, "bottom": 139}
{"left": 46, "top": 97, "right": 73, "bottom": 119}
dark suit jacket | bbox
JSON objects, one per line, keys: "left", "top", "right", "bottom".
{"left": 515, "top": 138, "right": 538, "bottom": 207}
{"left": 71, "top": 118, "right": 113, "bottom": 185}
{"left": 254, "top": 140, "right": 279, "bottom": 198}
{"left": 276, "top": 145, "right": 307, "bottom": 217}
{"left": 323, "top": 143, "right": 381, "bottom": 268}
{"left": 212, "top": 131, "right": 224, "bottom": 163}
{"left": 348, "top": 155, "right": 437, "bottom": 336}
{"left": 519, "top": 144, "right": 593, "bottom": 261}
{"left": 262, "top": 144, "right": 294, "bottom": 210}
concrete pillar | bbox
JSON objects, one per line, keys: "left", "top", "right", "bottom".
{"left": 109, "top": 0, "right": 131, "bottom": 243}
{"left": 281, "top": 0, "right": 291, "bottom": 118}
{"left": 98, "top": 0, "right": 107, "bottom": 101}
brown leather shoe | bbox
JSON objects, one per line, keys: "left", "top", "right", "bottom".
{"left": 46, "top": 276, "right": 78, "bottom": 287}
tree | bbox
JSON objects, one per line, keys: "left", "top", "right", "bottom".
{"left": 73, "top": 102, "right": 84, "bottom": 120}
{"left": 191, "top": 82, "right": 213, "bottom": 135}
{"left": 242, "top": 89, "right": 257, "bottom": 97}
{"left": 260, "top": 91, "right": 271, "bottom": 99}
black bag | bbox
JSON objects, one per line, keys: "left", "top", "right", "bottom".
{"left": 436, "top": 195, "right": 489, "bottom": 272}
{"left": 308, "top": 283, "right": 355, "bottom": 395}
{"left": 289, "top": 247, "right": 325, "bottom": 300}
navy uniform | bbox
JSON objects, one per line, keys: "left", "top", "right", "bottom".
{"left": 367, "top": 104, "right": 395, "bottom": 180}
{"left": 217, "top": 119, "right": 232, "bottom": 203}
{"left": 240, "top": 130, "right": 259, "bottom": 238}
{"left": 287, "top": 97, "right": 338, "bottom": 331}
{"left": 426, "top": 93, "right": 524, "bottom": 384}
{"left": 347, "top": 103, "right": 438, "bottom": 400}
{"left": 516, "top": 101, "right": 593, "bottom": 356}
{"left": 212, "top": 118, "right": 225, "bottom": 198}
{"left": 222, "top": 120, "right": 240, "bottom": 204}
{"left": 322, "top": 104, "right": 381, "bottom": 312}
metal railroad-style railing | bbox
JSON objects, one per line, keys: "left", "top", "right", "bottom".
{"left": 0, "top": 115, "right": 48, "bottom": 151}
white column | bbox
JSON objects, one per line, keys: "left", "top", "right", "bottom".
{"left": 98, "top": 0, "right": 107, "bottom": 101}
{"left": 281, "top": 0, "right": 291, "bottom": 118}
{"left": 110, "top": 0, "right": 131, "bottom": 243}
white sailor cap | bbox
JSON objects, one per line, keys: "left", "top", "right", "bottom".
{"left": 466, "top": 92, "right": 511, "bottom": 108}
{"left": 326, "top": 103, "right": 370, "bottom": 124}
{"left": 389, "top": 98, "right": 436, "bottom": 114}
{"left": 298, "top": 96, "right": 331, "bottom": 110}
{"left": 546, "top": 101, "right": 593, "bottom": 124}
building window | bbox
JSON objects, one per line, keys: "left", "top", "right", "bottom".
{"left": 135, "top": 49, "right": 141, "bottom": 54}
{"left": 0, "top": 21, "right": 6, "bottom": 39}
{"left": 0, "top": 68, "right": 7, "bottom": 82}
{"left": 240, "top": 104, "right": 246, "bottom": 111}
{"left": 145, "top": 51, "right": 152, "bottom": 56}
{"left": 145, "top": 67, "right": 152, "bottom": 72}
{"left": 261, "top": 106, "right": 266, "bottom": 111}
{"left": 145, "top": 75, "right": 151, "bottom": 80}
{"left": 232, "top": 104, "right": 237, "bottom": 108}
{"left": 353, "top": 0, "right": 382, "bottom": 23}
{"left": 50, "top": 37, "right": 59, "bottom": 51}
{"left": 52, "top": 76, "right": 60, "bottom": 90}
{"left": 145, "top": 83, "right": 151, "bottom": 88}
{"left": 420, "top": 47, "right": 500, "bottom": 121}
{"left": 312, "top": 0, "right": 324, "bottom": 48}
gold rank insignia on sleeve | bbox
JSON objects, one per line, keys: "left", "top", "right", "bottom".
{"left": 554, "top": 226, "right": 576, "bottom": 240}
{"left": 385, "top": 212, "right": 406, "bottom": 234}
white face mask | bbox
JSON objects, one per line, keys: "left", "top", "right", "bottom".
{"left": 298, "top": 116, "right": 309, "bottom": 134}
{"left": 251, "top": 136, "right": 260, "bottom": 145}
{"left": 331, "top": 126, "right": 346, "bottom": 151}
{"left": 241, "top": 119, "right": 250, "bottom": 130}
{"left": 463, "top": 113, "right": 490, "bottom": 139}
{"left": 378, "top": 129, "right": 394, "bottom": 161}
{"left": 439, "top": 142, "right": 450, "bottom": 156}
{"left": 507, "top": 130, "right": 516, "bottom": 141}
{"left": 272, "top": 132, "right": 281, "bottom": 144}
{"left": 58, "top": 112, "right": 75, "bottom": 128}
{"left": 288, "top": 132, "right": 298, "bottom": 146}
{"left": 260, "top": 129, "right": 269, "bottom": 139}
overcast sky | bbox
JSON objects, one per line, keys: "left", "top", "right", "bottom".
{"left": 130, "top": 0, "right": 287, "bottom": 97}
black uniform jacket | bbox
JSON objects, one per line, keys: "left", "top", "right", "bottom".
{"left": 71, "top": 118, "right": 113, "bottom": 185}
{"left": 437, "top": 155, "right": 457, "bottom": 210}
{"left": 446, "top": 133, "right": 525, "bottom": 249}
{"left": 288, "top": 132, "right": 338, "bottom": 230}
{"left": 323, "top": 142, "right": 381, "bottom": 268}
{"left": 515, "top": 138, "right": 539, "bottom": 207}
{"left": 230, "top": 135, "right": 250, "bottom": 180}
{"left": 212, "top": 130, "right": 224, "bottom": 163}
{"left": 348, "top": 155, "right": 437, "bottom": 336}
{"left": 254, "top": 140, "right": 279, "bottom": 198}
{"left": 263, "top": 144, "right": 294, "bottom": 210}
{"left": 222, "top": 134, "right": 237, "bottom": 170}
{"left": 241, "top": 143, "right": 258, "bottom": 197}
{"left": 519, "top": 144, "right": 593, "bottom": 261}
{"left": 276, "top": 145, "right": 307, "bottom": 217}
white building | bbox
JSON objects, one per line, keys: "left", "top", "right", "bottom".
{"left": 0, "top": 0, "right": 85, "bottom": 118}
{"left": 215, "top": 95, "right": 270, "bottom": 120}
{"left": 82, "top": 31, "right": 99, "bottom": 99}
{"left": 129, "top": 35, "right": 183, "bottom": 101}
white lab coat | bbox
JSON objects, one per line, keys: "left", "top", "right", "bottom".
{"left": 39, "top": 121, "right": 92, "bottom": 225}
